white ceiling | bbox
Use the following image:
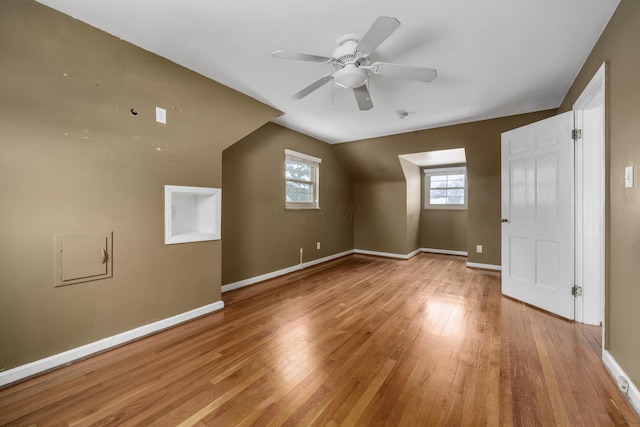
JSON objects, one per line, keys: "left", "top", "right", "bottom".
{"left": 36, "top": 0, "right": 619, "bottom": 144}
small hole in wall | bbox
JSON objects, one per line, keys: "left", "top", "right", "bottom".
{"left": 130, "top": 108, "right": 138, "bottom": 116}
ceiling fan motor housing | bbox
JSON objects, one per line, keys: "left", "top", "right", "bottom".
{"left": 333, "top": 35, "right": 369, "bottom": 67}
{"left": 332, "top": 34, "right": 370, "bottom": 88}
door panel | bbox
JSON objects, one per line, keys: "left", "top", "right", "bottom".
{"left": 509, "top": 237, "right": 528, "bottom": 281}
{"left": 510, "top": 159, "right": 528, "bottom": 219}
{"left": 501, "top": 111, "right": 574, "bottom": 319}
{"left": 535, "top": 240, "right": 558, "bottom": 290}
{"left": 536, "top": 152, "right": 559, "bottom": 222}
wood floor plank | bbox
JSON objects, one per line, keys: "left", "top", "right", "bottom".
{"left": 0, "top": 253, "right": 638, "bottom": 426}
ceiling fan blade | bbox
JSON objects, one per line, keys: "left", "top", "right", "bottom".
{"left": 272, "top": 50, "right": 333, "bottom": 63}
{"left": 367, "top": 62, "right": 437, "bottom": 82}
{"left": 356, "top": 16, "right": 401, "bottom": 55}
{"left": 293, "top": 73, "right": 334, "bottom": 99}
{"left": 353, "top": 85, "right": 373, "bottom": 111}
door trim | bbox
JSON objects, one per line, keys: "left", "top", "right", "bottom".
{"left": 572, "top": 62, "right": 606, "bottom": 328}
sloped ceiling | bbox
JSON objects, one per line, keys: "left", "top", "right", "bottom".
{"left": 36, "top": 0, "right": 619, "bottom": 143}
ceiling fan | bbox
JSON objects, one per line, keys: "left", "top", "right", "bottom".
{"left": 272, "top": 16, "right": 437, "bottom": 111}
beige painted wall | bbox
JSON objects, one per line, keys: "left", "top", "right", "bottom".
{"left": 222, "top": 123, "right": 353, "bottom": 284}
{"left": 0, "top": 1, "right": 279, "bottom": 370}
{"left": 400, "top": 159, "right": 422, "bottom": 253}
{"left": 557, "top": 0, "right": 640, "bottom": 390}
{"left": 353, "top": 181, "right": 409, "bottom": 255}
{"left": 421, "top": 210, "right": 468, "bottom": 252}
{"left": 334, "top": 110, "right": 556, "bottom": 264}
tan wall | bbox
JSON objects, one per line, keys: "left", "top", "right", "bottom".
{"left": 558, "top": 0, "right": 640, "bottom": 390}
{"left": 0, "top": 1, "right": 279, "bottom": 370}
{"left": 400, "top": 159, "right": 422, "bottom": 253}
{"left": 334, "top": 110, "right": 556, "bottom": 264}
{"left": 421, "top": 210, "right": 468, "bottom": 252}
{"left": 353, "top": 181, "right": 409, "bottom": 254}
{"left": 222, "top": 123, "right": 353, "bottom": 284}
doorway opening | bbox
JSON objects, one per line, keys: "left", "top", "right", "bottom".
{"left": 500, "top": 63, "right": 606, "bottom": 329}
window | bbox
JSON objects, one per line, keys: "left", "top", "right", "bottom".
{"left": 285, "top": 149, "right": 321, "bottom": 209}
{"left": 424, "top": 166, "right": 467, "bottom": 209}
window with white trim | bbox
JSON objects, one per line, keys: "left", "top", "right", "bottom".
{"left": 424, "top": 166, "right": 467, "bottom": 210}
{"left": 285, "top": 149, "right": 321, "bottom": 209}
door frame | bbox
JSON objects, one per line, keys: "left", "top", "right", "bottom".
{"left": 572, "top": 62, "right": 606, "bottom": 328}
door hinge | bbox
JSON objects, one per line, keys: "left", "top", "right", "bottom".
{"left": 571, "top": 285, "right": 583, "bottom": 297}
{"left": 572, "top": 129, "right": 582, "bottom": 140}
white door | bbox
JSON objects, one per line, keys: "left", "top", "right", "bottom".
{"left": 501, "top": 112, "right": 574, "bottom": 319}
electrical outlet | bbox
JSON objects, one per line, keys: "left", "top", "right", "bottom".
{"left": 317, "top": 242, "right": 321, "bottom": 250}
{"left": 618, "top": 376, "right": 629, "bottom": 394}
{"left": 476, "top": 245, "right": 483, "bottom": 253}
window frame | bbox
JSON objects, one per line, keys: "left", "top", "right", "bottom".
{"left": 424, "top": 166, "right": 468, "bottom": 210}
{"left": 285, "top": 149, "right": 322, "bottom": 210}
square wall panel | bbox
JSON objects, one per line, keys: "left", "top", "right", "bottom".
{"left": 54, "top": 231, "right": 113, "bottom": 287}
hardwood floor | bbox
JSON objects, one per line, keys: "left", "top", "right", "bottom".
{"left": 1, "top": 253, "right": 638, "bottom": 426}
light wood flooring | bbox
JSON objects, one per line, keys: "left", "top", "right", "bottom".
{"left": 0, "top": 253, "right": 638, "bottom": 426}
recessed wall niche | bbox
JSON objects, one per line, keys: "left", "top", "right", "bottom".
{"left": 164, "top": 185, "right": 221, "bottom": 244}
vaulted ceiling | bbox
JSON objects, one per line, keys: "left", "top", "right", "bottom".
{"left": 37, "top": 0, "right": 619, "bottom": 143}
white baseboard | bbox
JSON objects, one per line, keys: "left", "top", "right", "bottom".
{"left": 422, "top": 248, "right": 468, "bottom": 257}
{"left": 222, "top": 250, "right": 355, "bottom": 293}
{"left": 0, "top": 300, "right": 225, "bottom": 388}
{"left": 223, "top": 248, "right": 477, "bottom": 294}
{"left": 466, "top": 262, "right": 502, "bottom": 271}
{"left": 603, "top": 350, "right": 640, "bottom": 415}
{"left": 354, "top": 248, "right": 422, "bottom": 260}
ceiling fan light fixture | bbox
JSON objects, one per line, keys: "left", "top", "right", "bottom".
{"left": 334, "top": 66, "right": 368, "bottom": 89}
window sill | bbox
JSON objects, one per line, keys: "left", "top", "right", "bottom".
{"left": 285, "top": 206, "right": 321, "bottom": 210}
{"left": 424, "top": 206, "right": 467, "bottom": 211}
